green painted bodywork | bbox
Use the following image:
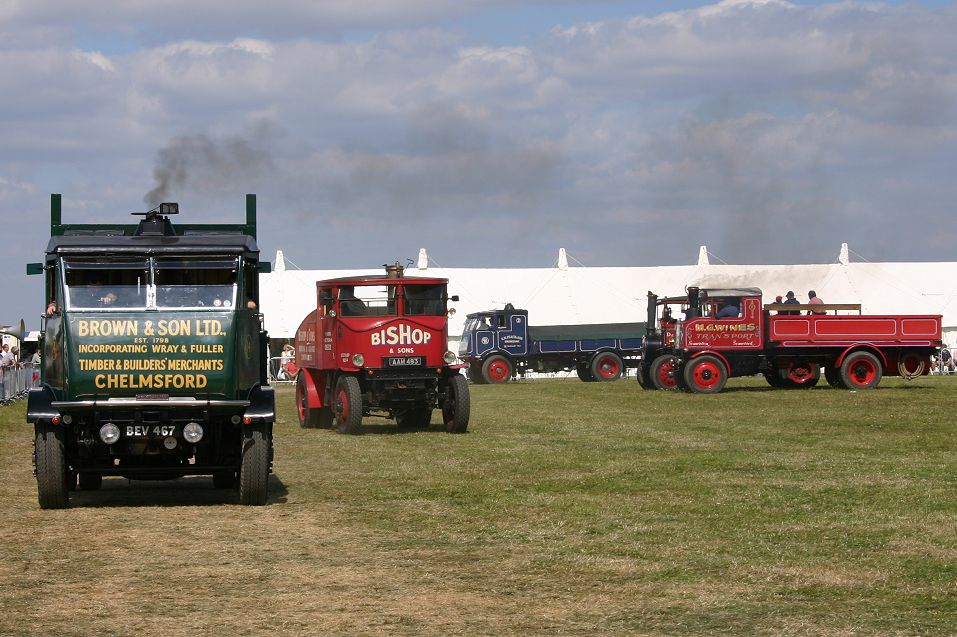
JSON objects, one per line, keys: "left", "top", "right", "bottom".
{"left": 42, "top": 311, "right": 263, "bottom": 401}
{"left": 33, "top": 194, "right": 270, "bottom": 404}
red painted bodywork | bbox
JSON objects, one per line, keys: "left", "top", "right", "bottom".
{"left": 676, "top": 292, "right": 941, "bottom": 378}
{"left": 295, "top": 274, "right": 454, "bottom": 409}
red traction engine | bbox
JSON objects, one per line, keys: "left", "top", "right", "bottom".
{"left": 294, "top": 264, "right": 470, "bottom": 434}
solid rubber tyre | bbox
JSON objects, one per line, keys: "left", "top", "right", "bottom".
{"left": 334, "top": 375, "right": 363, "bottom": 434}
{"left": 442, "top": 374, "right": 470, "bottom": 434}
{"left": 481, "top": 355, "right": 512, "bottom": 384}
{"left": 238, "top": 424, "right": 270, "bottom": 505}
{"left": 636, "top": 363, "right": 652, "bottom": 389}
{"left": 840, "top": 351, "right": 882, "bottom": 390}
{"left": 824, "top": 365, "right": 845, "bottom": 388}
{"left": 683, "top": 355, "right": 728, "bottom": 394}
{"left": 650, "top": 354, "right": 679, "bottom": 391}
{"left": 35, "top": 423, "right": 69, "bottom": 509}
{"left": 764, "top": 371, "right": 785, "bottom": 388}
{"left": 296, "top": 372, "right": 320, "bottom": 428}
{"left": 590, "top": 352, "right": 624, "bottom": 382}
{"left": 78, "top": 472, "right": 102, "bottom": 491}
{"left": 468, "top": 366, "right": 487, "bottom": 385}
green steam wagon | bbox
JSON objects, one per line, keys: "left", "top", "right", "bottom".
{"left": 27, "top": 195, "right": 274, "bottom": 508}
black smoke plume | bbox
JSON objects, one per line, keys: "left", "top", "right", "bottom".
{"left": 145, "top": 129, "right": 274, "bottom": 207}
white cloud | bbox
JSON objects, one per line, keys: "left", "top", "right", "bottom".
{"left": 2, "top": 1, "right": 956, "bottom": 322}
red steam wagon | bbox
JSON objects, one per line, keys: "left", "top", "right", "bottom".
{"left": 637, "top": 286, "right": 941, "bottom": 393}
{"left": 294, "top": 263, "right": 469, "bottom": 433}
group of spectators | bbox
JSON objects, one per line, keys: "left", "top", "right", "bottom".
{"left": 0, "top": 343, "right": 16, "bottom": 369}
{"left": 1, "top": 343, "right": 42, "bottom": 397}
{"left": 714, "top": 289, "right": 827, "bottom": 319}
{"left": 1, "top": 343, "right": 40, "bottom": 370}
{"left": 932, "top": 347, "right": 955, "bottom": 375}
{"left": 771, "top": 290, "right": 826, "bottom": 315}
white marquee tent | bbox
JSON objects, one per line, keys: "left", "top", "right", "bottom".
{"left": 260, "top": 245, "right": 957, "bottom": 349}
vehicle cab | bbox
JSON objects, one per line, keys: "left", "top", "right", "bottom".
{"left": 459, "top": 304, "right": 529, "bottom": 361}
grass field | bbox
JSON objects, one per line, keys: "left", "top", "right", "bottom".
{"left": 1, "top": 377, "right": 956, "bottom": 636}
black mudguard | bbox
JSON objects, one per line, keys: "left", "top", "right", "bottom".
{"left": 26, "top": 387, "right": 58, "bottom": 424}
{"left": 245, "top": 385, "right": 275, "bottom": 423}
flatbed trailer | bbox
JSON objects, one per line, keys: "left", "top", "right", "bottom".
{"left": 459, "top": 305, "right": 644, "bottom": 383}
{"left": 637, "top": 287, "right": 940, "bottom": 393}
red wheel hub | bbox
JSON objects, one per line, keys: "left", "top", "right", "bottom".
{"left": 596, "top": 355, "right": 620, "bottom": 379}
{"left": 691, "top": 360, "right": 722, "bottom": 390}
{"left": 656, "top": 360, "right": 676, "bottom": 388}
{"left": 848, "top": 358, "right": 877, "bottom": 385}
{"left": 787, "top": 363, "right": 816, "bottom": 384}
{"left": 336, "top": 388, "right": 349, "bottom": 421}
{"left": 487, "top": 360, "right": 510, "bottom": 382}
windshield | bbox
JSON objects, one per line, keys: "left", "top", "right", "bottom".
{"left": 155, "top": 258, "right": 238, "bottom": 309}
{"left": 465, "top": 316, "right": 491, "bottom": 331}
{"left": 403, "top": 284, "right": 447, "bottom": 316}
{"left": 339, "top": 284, "right": 396, "bottom": 317}
{"left": 64, "top": 259, "right": 149, "bottom": 310}
{"left": 61, "top": 256, "right": 240, "bottom": 311}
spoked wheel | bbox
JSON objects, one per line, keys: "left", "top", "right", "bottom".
{"left": 650, "top": 354, "right": 679, "bottom": 391}
{"left": 442, "top": 374, "right": 470, "bottom": 434}
{"left": 35, "top": 423, "right": 69, "bottom": 509}
{"left": 334, "top": 375, "right": 363, "bottom": 434}
{"left": 840, "top": 351, "right": 882, "bottom": 390}
{"left": 238, "top": 423, "right": 270, "bottom": 505}
{"left": 683, "top": 355, "right": 728, "bottom": 394}
{"left": 481, "top": 355, "right": 512, "bottom": 384}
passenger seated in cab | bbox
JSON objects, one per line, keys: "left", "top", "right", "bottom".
{"left": 715, "top": 300, "right": 740, "bottom": 319}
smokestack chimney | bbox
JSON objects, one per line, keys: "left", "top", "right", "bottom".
{"left": 385, "top": 261, "right": 404, "bottom": 279}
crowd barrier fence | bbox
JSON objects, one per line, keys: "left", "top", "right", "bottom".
{"left": 1, "top": 363, "right": 40, "bottom": 404}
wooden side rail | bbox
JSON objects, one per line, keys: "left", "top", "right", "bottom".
{"left": 763, "top": 303, "right": 862, "bottom": 314}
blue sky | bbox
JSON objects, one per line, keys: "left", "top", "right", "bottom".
{"left": 1, "top": 0, "right": 956, "bottom": 325}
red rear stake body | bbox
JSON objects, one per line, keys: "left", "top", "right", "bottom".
{"left": 636, "top": 287, "right": 941, "bottom": 393}
{"left": 294, "top": 263, "right": 469, "bottom": 433}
